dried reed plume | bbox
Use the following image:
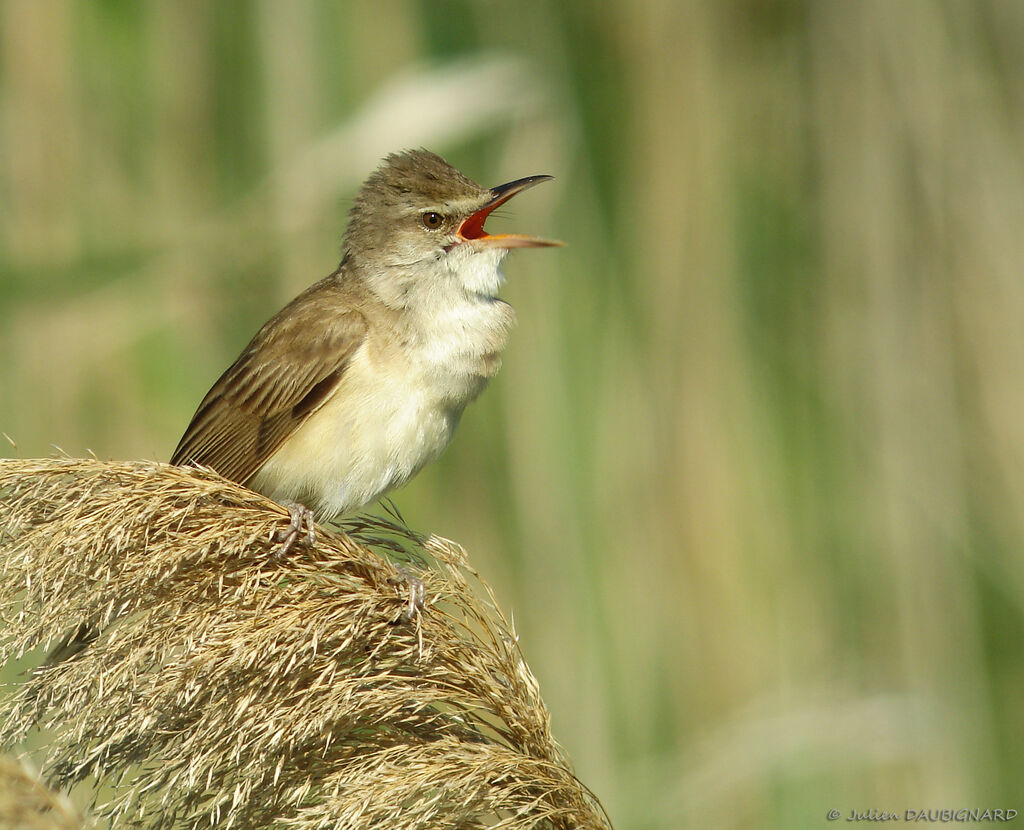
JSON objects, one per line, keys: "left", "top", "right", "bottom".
{"left": 0, "top": 458, "right": 609, "bottom": 829}
{"left": 0, "top": 754, "right": 82, "bottom": 830}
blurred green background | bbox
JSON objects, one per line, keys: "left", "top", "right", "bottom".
{"left": 3, "top": 1, "right": 1024, "bottom": 827}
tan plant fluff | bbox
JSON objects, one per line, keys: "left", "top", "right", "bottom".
{"left": 0, "top": 754, "right": 82, "bottom": 830}
{"left": 0, "top": 458, "right": 609, "bottom": 830}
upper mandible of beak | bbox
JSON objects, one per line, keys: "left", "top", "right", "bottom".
{"left": 457, "top": 175, "right": 564, "bottom": 249}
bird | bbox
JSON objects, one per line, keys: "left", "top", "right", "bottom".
{"left": 170, "top": 149, "right": 560, "bottom": 550}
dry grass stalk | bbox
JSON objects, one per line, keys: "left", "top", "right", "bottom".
{"left": 0, "top": 458, "right": 609, "bottom": 830}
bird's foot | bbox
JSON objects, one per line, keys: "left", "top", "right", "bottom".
{"left": 389, "top": 566, "right": 426, "bottom": 623}
{"left": 271, "top": 501, "right": 317, "bottom": 555}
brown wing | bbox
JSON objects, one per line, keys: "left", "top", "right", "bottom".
{"left": 171, "top": 281, "right": 367, "bottom": 484}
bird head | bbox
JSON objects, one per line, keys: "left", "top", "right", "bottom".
{"left": 344, "top": 149, "right": 560, "bottom": 305}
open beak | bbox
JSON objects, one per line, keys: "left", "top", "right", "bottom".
{"left": 457, "top": 175, "right": 563, "bottom": 249}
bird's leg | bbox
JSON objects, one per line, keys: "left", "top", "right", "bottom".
{"left": 271, "top": 501, "right": 317, "bottom": 555}
{"left": 389, "top": 566, "right": 426, "bottom": 623}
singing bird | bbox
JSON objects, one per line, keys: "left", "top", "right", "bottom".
{"left": 171, "top": 149, "right": 560, "bottom": 547}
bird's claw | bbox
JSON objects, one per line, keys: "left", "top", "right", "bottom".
{"left": 271, "top": 501, "right": 317, "bottom": 555}
{"left": 389, "top": 566, "right": 426, "bottom": 623}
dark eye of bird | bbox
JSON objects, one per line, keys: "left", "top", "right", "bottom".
{"left": 421, "top": 211, "right": 443, "bottom": 230}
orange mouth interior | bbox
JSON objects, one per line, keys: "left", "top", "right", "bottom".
{"left": 458, "top": 204, "right": 498, "bottom": 240}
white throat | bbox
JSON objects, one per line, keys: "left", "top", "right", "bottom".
{"left": 445, "top": 243, "right": 508, "bottom": 298}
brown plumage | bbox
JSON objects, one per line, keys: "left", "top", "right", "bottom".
{"left": 170, "top": 149, "right": 558, "bottom": 521}
{"left": 170, "top": 276, "right": 367, "bottom": 485}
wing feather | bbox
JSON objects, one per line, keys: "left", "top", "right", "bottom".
{"left": 171, "top": 281, "right": 367, "bottom": 485}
